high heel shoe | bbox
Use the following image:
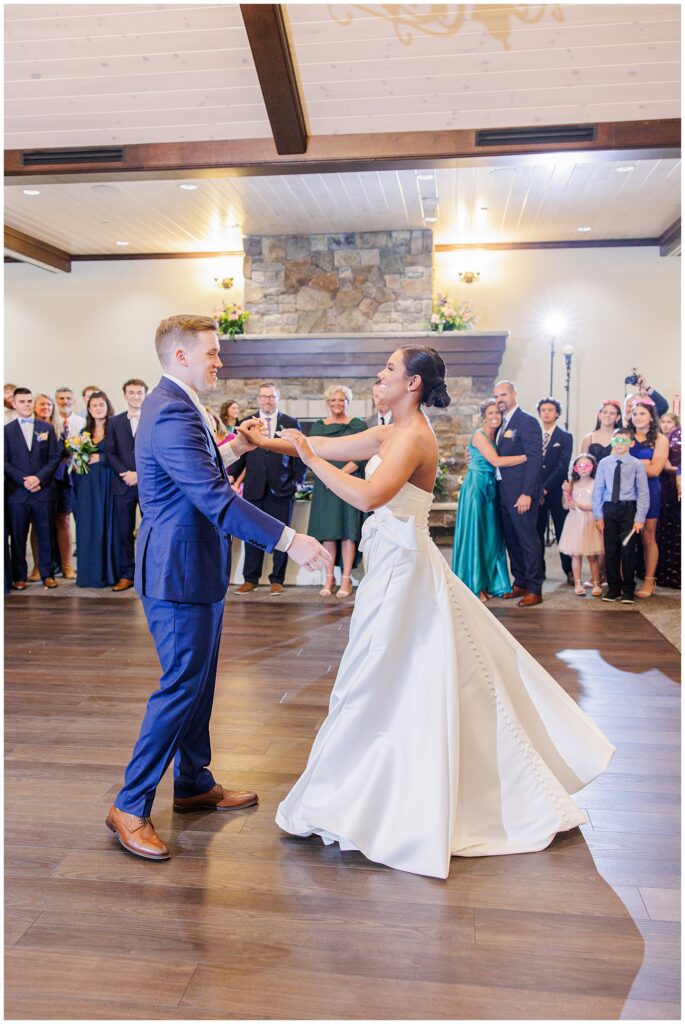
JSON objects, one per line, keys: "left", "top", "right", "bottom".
{"left": 319, "top": 574, "right": 335, "bottom": 597}
{"left": 636, "top": 577, "right": 657, "bottom": 599}
{"left": 574, "top": 579, "right": 585, "bottom": 596}
{"left": 337, "top": 575, "right": 353, "bottom": 598}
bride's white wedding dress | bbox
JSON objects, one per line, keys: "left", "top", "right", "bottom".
{"left": 276, "top": 455, "right": 615, "bottom": 878}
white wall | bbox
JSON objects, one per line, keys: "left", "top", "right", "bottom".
{"left": 4, "top": 254, "right": 244, "bottom": 413}
{"left": 5, "top": 246, "right": 681, "bottom": 444}
{"left": 434, "top": 246, "right": 681, "bottom": 444}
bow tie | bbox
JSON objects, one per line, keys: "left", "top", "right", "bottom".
{"left": 19, "top": 418, "right": 34, "bottom": 425}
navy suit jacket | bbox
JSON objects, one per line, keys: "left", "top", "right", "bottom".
{"left": 104, "top": 411, "right": 138, "bottom": 497}
{"left": 4, "top": 419, "right": 61, "bottom": 503}
{"left": 540, "top": 425, "right": 573, "bottom": 501}
{"left": 496, "top": 407, "right": 543, "bottom": 501}
{"left": 229, "top": 412, "right": 307, "bottom": 501}
{"left": 134, "top": 378, "right": 284, "bottom": 604}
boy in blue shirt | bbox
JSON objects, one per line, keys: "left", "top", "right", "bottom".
{"left": 592, "top": 427, "right": 649, "bottom": 604}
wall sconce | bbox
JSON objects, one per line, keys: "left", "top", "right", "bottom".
{"left": 214, "top": 276, "right": 235, "bottom": 291}
{"left": 459, "top": 270, "right": 480, "bottom": 284}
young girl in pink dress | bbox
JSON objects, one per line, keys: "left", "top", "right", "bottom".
{"left": 559, "top": 453, "right": 604, "bottom": 597}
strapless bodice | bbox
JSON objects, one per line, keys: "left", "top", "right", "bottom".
{"left": 362, "top": 454, "right": 434, "bottom": 550}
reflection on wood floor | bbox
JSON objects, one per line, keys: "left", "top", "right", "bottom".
{"left": 4, "top": 596, "right": 681, "bottom": 1020}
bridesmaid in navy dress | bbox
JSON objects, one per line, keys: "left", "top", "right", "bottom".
{"left": 628, "top": 398, "right": 668, "bottom": 599}
{"left": 74, "top": 391, "right": 120, "bottom": 588}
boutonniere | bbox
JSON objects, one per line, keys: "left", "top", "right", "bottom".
{"left": 504, "top": 429, "right": 516, "bottom": 439}
{"left": 36, "top": 432, "right": 49, "bottom": 442}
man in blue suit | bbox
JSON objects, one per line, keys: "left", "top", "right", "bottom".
{"left": 106, "top": 315, "right": 331, "bottom": 861}
{"left": 494, "top": 380, "right": 544, "bottom": 608}
{"left": 105, "top": 377, "right": 148, "bottom": 592}
{"left": 4, "top": 387, "right": 61, "bottom": 589}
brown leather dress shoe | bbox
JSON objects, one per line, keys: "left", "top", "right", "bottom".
{"left": 501, "top": 585, "right": 527, "bottom": 600}
{"left": 270, "top": 583, "right": 285, "bottom": 595}
{"left": 112, "top": 578, "right": 134, "bottom": 592}
{"left": 173, "top": 783, "right": 258, "bottom": 813}
{"left": 43, "top": 577, "right": 58, "bottom": 589}
{"left": 518, "top": 593, "right": 543, "bottom": 607}
{"left": 105, "top": 805, "right": 170, "bottom": 860}
{"left": 235, "top": 582, "right": 258, "bottom": 594}
{"left": 11, "top": 580, "right": 27, "bottom": 591}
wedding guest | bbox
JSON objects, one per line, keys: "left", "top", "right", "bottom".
{"left": 4, "top": 383, "right": 17, "bottom": 424}
{"left": 625, "top": 370, "right": 669, "bottom": 418}
{"left": 74, "top": 391, "right": 120, "bottom": 588}
{"left": 230, "top": 383, "right": 305, "bottom": 595}
{"left": 656, "top": 414, "right": 681, "bottom": 589}
{"left": 581, "top": 400, "right": 623, "bottom": 463}
{"left": 308, "top": 385, "right": 367, "bottom": 598}
{"left": 80, "top": 384, "right": 103, "bottom": 418}
{"left": 4, "top": 387, "right": 61, "bottom": 589}
{"left": 366, "top": 381, "right": 392, "bottom": 428}
{"left": 452, "top": 399, "right": 526, "bottom": 601}
{"left": 536, "top": 396, "right": 573, "bottom": 584}
{"left": 54, "top": 386, "right": 86, "bottom": 579}
{"left": 219, "top": 399, "right": 241, "bottom": 432}
{"left": 628, "top": 398, "right": 668, "bottom": 598}
{"left": 493, "top": 380, "right": 544, "bottom": 607}
{"left": 204, "top": 405, "right": 227, "bottom": 442}
{"left": 27, "top": 393, "right": 60, "bottom": 581}
{"left": 105, "top": 378, "right": 148, "bottom": 592}
{"left": 559, "top": 454, "right": 603, "bottom": 596}
{"left": 593, "top": 428, "right": 649, "bottom": 604}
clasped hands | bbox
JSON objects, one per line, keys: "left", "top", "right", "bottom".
{"left": 236, "top": 420, "right": 317, "bottom": 466}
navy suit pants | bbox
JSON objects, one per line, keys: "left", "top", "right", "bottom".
{"left": 537, "top": 496, "right": 572, "bottom": 577}
{"left": 113, "top": 489, "right": 139, "bottom": 579}
{"left": 8, "top": 494, "right": 55, "bottom": 582}
{"left": 242, "top": 491, "right": 293, "bottom": 584}
{"left": 115, "top": 596, "right": 224, "bottom": 817}
{"left": 499, "top": 486, "right": 544, "bottom": 595}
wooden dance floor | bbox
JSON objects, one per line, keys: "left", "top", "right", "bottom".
{"left": 5, "top": 595, "right": 681, "bottom": 1020}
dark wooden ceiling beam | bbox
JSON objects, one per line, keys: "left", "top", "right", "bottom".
{"left": 4, "top": 225, "right": 71, "bottom": 272}
{"left": 239, "top": 4, "right": 307, "bottom": 155}
{"left": 5, "top": 119, "right": 679, "bottom": 185}
{"left": 658, "top": 218, "right": 681, "bottom": 257}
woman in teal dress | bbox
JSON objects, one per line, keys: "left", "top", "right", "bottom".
{"left": 453, "top": 399, "right": 527, "bottom": 602}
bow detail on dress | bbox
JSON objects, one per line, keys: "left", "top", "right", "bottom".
{"left": 360, "top": 505, "right": 420, "bottom": 552}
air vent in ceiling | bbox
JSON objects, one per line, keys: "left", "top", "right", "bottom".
{"left": 20, "top": 147, "right": 126, "bottom": 166}
{"left": 475, "top": 125, "right": 596, "bottom": 147}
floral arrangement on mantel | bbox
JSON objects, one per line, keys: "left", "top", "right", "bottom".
{"left": 430, "top": 295, "right": 476, "bottom": 332}
{"left": 214, "top": 303, "right": 250, "bottom": 338}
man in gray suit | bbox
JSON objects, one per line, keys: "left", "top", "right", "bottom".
{"left": 366, "top": 381, "right": 392, "bottom": 429}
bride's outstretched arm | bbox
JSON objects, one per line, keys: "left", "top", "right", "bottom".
{"left": 279, "top": 429, "right": 423, "bottom": 512}
{"left": 238, "top": 420, "right": 385, "bottom": 462}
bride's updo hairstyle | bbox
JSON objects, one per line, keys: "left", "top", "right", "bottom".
{"left": 400, "top": 346, "right": 451, "bottom": 409}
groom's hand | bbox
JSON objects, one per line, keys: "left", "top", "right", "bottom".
{"left": 233, "top": 418, "right": 265, "bottom": 455}
{"left": 287, "top": 534, "right": 333, "bottom": 573}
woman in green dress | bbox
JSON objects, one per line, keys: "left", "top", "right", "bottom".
{"left": 307, "top": 385, "right": 367, "bottom": 598}
{"left": 453, "top": 399, "right": 527, "bottom": 602}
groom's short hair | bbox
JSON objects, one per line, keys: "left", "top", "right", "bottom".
{"left": 155, "top": 314, "right": 217, "bottom": 366}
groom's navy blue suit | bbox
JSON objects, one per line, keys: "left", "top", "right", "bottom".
{"left": 115, "top": 377, "right": 284, "bottom": 817}
{"left": 496, "top": 407, "right": 544, "bottom": 596}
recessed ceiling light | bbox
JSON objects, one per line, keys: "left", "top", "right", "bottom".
{"left": 23, "top": 189, "right": 40, "bottom": 196}
{"left": 116, "top": 240, "right": 130, "bottom": 246}
{"left": 179, "top": 183, "right": 199, "bottom": 190}
{"left": 577, "top": 226, "right": 592, "bottom": 232}
{"left": 616, "top": 165, "right": 635, "bottom": 173}
{"left": 423, "top": 216, "right": 439, "bottom": 223}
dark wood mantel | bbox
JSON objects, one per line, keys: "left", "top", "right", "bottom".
{"left": 218, "top": 331, "right": 507, "bottom": 381}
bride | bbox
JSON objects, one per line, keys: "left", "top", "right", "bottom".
{"left": 243, "top": 346, "right": 615, "bottom": 879}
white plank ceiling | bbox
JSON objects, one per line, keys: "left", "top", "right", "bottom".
{"left": 4, "top": 3, "right": 681, "bottom": 148}
{"left": 4, "top": 158, "right": 680, "bottom": 253}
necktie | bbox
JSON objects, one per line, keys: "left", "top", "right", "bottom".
{"left": 61, "top": 417, "right": 69, "bottom": 440}
{"left": 611, "top": 460, "right": 622, "bottom": 502}
{"left": 542, "top": 431, "right": 550, "bottom": 457}
{"left": 379, "top": 415, "right": 385, "bottom": 426}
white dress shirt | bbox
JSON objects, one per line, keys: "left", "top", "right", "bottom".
{"left": 260, "top": 411, "right": 277, "bottom": 438}
{"left": 127, "top": 411, "right": 140, "bottom": 437}
{"left": 19, "top": 416, "right": 35, "bottom": 449}
{"left": 162, "top": 374, "right": 295, "bottom": 552}
{"left": 59, "top": 412, "right": 86, "bottom": 438}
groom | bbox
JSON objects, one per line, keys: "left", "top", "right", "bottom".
{"left": 106, "top": 315, "right": 331, "bottom": 861}
{"left": 493, "top": 380, "right": 544, "bottom": 608}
